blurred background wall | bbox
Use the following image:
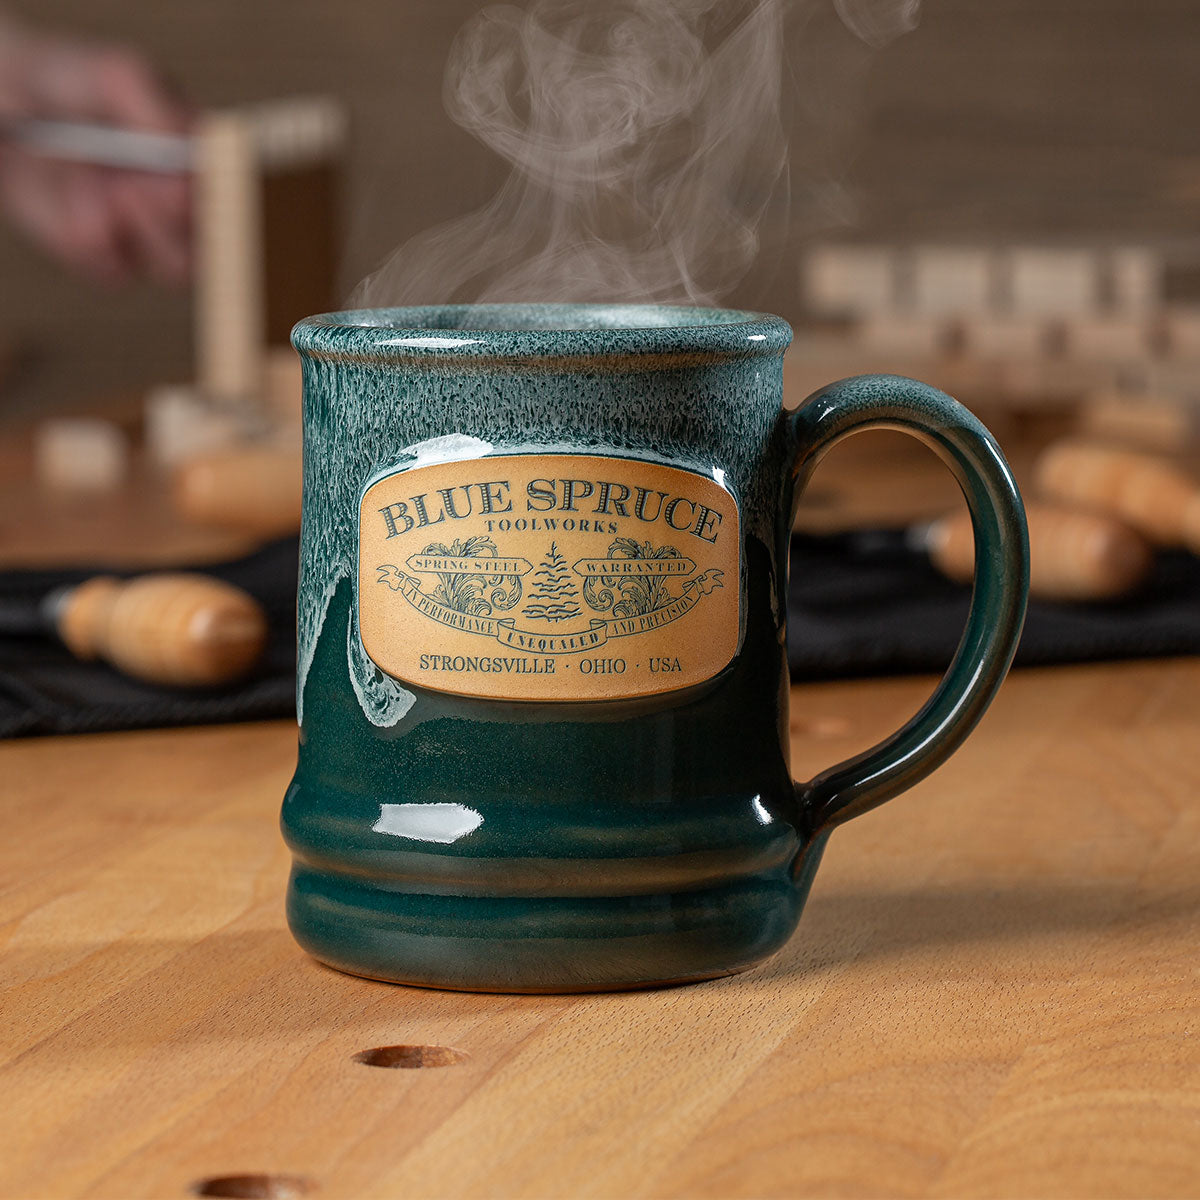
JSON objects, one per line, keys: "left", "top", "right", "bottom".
{"left": 2, "top": 0, "right": 1198, "bottom": 416}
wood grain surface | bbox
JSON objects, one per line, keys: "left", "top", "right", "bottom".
{"left": 2, "top": 658, "right": 1198, "bottom": 1200}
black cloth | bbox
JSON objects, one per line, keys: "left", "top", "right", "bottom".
{"left": 1, "top": 534, "right": 1198, "bottom": 737}
{"left": 786, "top": 531, "right": 1200, "bottom": 679}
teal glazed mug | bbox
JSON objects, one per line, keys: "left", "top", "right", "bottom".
{"left": 283, "top": 304, "right": 1028, "bottom": 992}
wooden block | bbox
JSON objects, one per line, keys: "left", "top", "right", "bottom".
{"left": 195, "top": 111, "right": 265, "bottom": 405}
{"left": 910, "top": 246, "right": 994, "bottom": 315}
{"left": 1007, "top": 247, "right": 1099, "bottom": 316}
{"left": 961, "top": 316, "right": 1052, "bottom": 359}
{"left": 1062, "top": 316, "right": 1153, "bottom": 362}
{"left": 1109, "top": 247, "right": 1161, "bottom": 312}
{"left": 194, "top": 99, "right": 344, "bottom": 370}
{"left": 803, "top": 245, "right": 897, "bottom": 317}
{"left": 857, "top": 314, "right": 953, "bottom": 357}
{"left": 1077, "top": 391, "right": 1197, "bottom": 451}
{"left": 1004, "top": 356, "right": 1110, "bottom": 401}
{"left": 242, "top": 96, "right": 347, "bottom": 171}
{"left": 34, "top": 418, "right": 128, "bottom": 491}
{"left": 143, "top": 385, "right": 245, "bottom": 466}
{"left": 1165, "top": 307, "right": 1200, "bottom": 358}
{"left": 1132, "top": 357, "right": 1200, "bottom": 401}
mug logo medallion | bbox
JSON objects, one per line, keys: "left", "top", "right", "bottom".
{"left": 357, "top": 454, "right": 740, "bottom": 700}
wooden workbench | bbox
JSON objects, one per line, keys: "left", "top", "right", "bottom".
{"left": 3, "top": 656, "right": 1198, "bottom": 1199}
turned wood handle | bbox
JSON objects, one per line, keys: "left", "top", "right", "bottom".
{"left": 173, "top": 446, "right": 302, "bottom": 535}
{"left": 926, "top": 501, "right": 1154, "bottom": 602}
{"left": 56, "top": 573, "right": 268, "bottom": 687}
{"left": 1034, "top": 440, "right": 1200, "bottom": 552}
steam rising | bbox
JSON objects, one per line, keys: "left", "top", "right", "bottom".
{"left": 833, "top": 0, "right": 919, "bottom": 48}
{"left": 353, "top": 0, "right": 919, "bottom": 309}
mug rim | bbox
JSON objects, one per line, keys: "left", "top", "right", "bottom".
{"left": 292, "top": 303, "right": 792, "bottom": 363}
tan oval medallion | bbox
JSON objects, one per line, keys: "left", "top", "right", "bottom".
{"left": 358, "top": 453, "right": 740, "bottom": 702}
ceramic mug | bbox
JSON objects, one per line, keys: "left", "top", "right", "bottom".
{"left": 283, "top": 304, "right": 1028, "bottom": 992}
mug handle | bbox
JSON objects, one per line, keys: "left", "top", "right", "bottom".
{"left": 788, "top": 374, "right": 1029, "bottom": 836}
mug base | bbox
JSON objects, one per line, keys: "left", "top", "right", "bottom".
{"left": 284, "top": 859, "right": 821, "bottom": 993}
{"left": 312, "top": 957, "right": 759, "bottom": 995}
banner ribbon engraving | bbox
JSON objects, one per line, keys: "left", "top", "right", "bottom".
{"left": 377, "top": 565, "right": 724, "bottom": 653}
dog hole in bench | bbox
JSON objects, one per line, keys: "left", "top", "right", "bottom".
{"left": 190, "top": 1174, "right": 314, "bottom": 1199}
{"left": 354, "top": 1044, "right": 469, "bottom": 1069}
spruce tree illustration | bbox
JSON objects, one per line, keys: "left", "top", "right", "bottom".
{"left": 523, "top": 542, "right": 582, "bottom": 622}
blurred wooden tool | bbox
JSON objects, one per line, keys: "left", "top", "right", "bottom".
{"left": 0, "top": 573, "right": 268, "bottom": 687}
{"left": 173, "top": 445, "right": 302, "bottom": 535}
{"left": 1035, "top": 441, "right": 1200, "bottom": 552}
{"left": 923, "top": 501, "right": 1154, "bottom": 602}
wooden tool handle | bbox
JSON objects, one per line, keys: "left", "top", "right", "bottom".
{"left": 1034, "top": 440, "right": 1200, "bottom": 551}
{"left": 926, "top": 502, "right": 1154, "bottom": 601}
{"left": 173, "top": 446, "right": 302, "bottom": 535}
{"left": 57, "top": 573, "right": 268, "bottom": 687}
